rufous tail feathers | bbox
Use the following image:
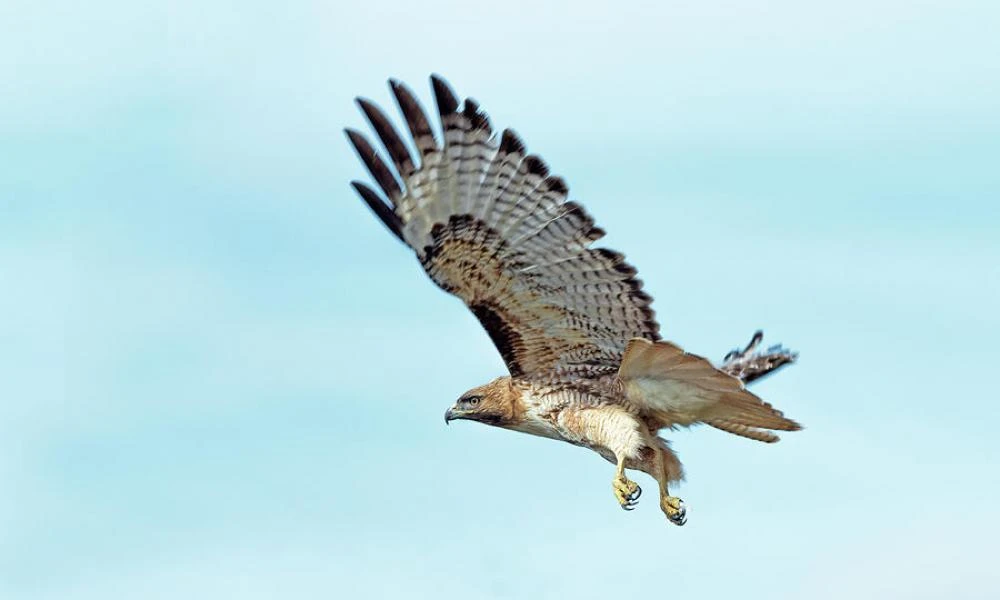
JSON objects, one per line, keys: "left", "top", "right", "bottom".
{"left": 619, "top": 338, "right": 801, "bottom": 443}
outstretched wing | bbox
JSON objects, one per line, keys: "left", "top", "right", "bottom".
{"left": 720, "top": 331, "right": 798, "bottom": 384}
{"left": 346, "top": 75, "right": 660, "bottom": 379}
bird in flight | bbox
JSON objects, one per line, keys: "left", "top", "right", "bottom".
{"left": 345, "top": 75, "right": 801, "bottom": 525}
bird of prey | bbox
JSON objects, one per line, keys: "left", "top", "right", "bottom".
{"left": 345, "top": 75, "right": 801, "bottom": 525}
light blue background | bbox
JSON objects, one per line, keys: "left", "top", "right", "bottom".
{"left": 3, "top": 1, "right": 999, "bottom": 598}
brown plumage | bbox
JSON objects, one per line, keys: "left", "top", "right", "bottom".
{"left": 346, "top": 75, "right": 802, "bottom": 525}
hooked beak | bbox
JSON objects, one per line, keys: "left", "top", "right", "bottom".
{"left": 444, "top": 407, "right": 465, "bottom": 425}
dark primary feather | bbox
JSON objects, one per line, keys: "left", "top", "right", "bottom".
{"left": 349, "top": 181, "right": 403, "bottom": 243}
{"left": 344, "top": 128, "right": 402, "bottom": 204}
{"left": 389, "top": 79, "right": 437, "bottom": 158}
{"left": 355, "top": 97, "right": 416, "bottom": 180}
{"left": 431, "top": 74, "right": 461, "bottom": 120}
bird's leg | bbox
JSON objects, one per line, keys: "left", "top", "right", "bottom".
{"left": 658, "top": 481, "right": 687, "bottom": 526}
{"left": 649, "top": 444, "right": 687, "bottom": 526}
{"left": 611, "top": 455, "right": 641, "bottom": 511}
{"left": 561, "top": 407, "right": 646, "bottom": 512}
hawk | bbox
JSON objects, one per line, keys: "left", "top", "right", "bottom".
{"left": 345, "top": 75, "right": 801, "bottom": 525}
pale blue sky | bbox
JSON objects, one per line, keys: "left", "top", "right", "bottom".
{"left": 3, "top": 1, "right": 999, "bottom": 598}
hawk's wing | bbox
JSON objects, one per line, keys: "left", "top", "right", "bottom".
{"left": 346, "top": 75, "right": 660, "bottom": 379}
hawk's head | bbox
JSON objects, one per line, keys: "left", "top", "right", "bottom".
{"left": 444, "top": 376, "right": 518, "bottom": 427}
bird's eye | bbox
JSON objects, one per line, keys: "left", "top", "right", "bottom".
{"left": 463, "top": 395, "right": 482, "bottom": 406}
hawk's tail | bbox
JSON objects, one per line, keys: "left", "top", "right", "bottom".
{"left": 620, "top": 337, "right": 801, "bottom": 444}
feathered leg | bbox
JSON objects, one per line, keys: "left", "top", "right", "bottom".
{"left": 612, "top": 455, "right": 642, "bottom": 511}
{"left": 647, "top": 440, "right": 687, "bottom": 526}
{"left": 556, "top": 407, "right": 645, "bottom": 511}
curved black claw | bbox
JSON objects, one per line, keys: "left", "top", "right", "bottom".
{"left": 666, "top": 499, "right": 688, "bottom": 526}
{"left": 619, "top": 484, "right": 642, "bottom": 511}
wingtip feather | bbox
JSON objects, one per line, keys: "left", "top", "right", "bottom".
{"left": 430, "top": 74, "right": 459, "bottom": 116}
{"left": 499, "top": 128, "right": 525, "bottom": 155}
{"left": 350, "top": 180, "right": 404, "bottom": 243}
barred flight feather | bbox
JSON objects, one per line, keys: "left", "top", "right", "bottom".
{"left": 347, "top": 74, "right": 660, "bottom": 378}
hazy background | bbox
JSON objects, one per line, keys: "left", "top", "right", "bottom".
{"left": 3, "top": 1, "right": 999, "bottom": 598}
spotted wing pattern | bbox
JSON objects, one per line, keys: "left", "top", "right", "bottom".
{"left": 346, "top": 75, "right": 660, "bottom": 378}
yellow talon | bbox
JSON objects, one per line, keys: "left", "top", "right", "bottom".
{"left": 611, "top": 456, "right": 641, "bottom": 510}
{"left": 613, "top": 475, "right": 641, "bottom": 510}
{"left": 660, "top": 494, "right": 687, "bottom": 526}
